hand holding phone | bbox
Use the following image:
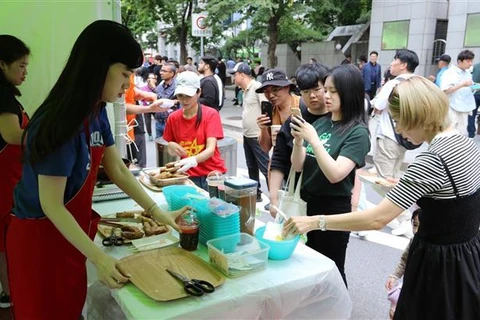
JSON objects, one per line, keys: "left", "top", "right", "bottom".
{"left": 291, "top": 108, "right": 302, "bottom": 119}
{"left": 261, "top": 101, "right": 273, "bottom": 125}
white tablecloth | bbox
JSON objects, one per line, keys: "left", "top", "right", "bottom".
{"left": 86, "top": 188, "right": 352, "bottom": 320}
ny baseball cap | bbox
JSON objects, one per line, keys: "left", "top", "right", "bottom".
{"left": 227, "top": 62, "right": 252, "bottom": 75}
{"left": 436, "top": 54, "right": 451, "bottom": 64}
{"left": 255, "top": 68, "right": 296, "bottom": 93}
{"left": 174, "top": 71, "right": 200, "bottom": 96}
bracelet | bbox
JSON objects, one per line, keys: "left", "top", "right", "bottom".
{"left": 293, "top": 139, "right": 304, "bottom": 146}
{"left": 388, "top": 275, "right": 399, "bottom": 280}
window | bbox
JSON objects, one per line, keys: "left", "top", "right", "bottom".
{"left": 381, "top": 20, "right": 409, "bottom": 50}
{"left": 465, "top": 13, "right": 480, "bottom": 47}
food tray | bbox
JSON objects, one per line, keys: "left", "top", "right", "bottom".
{"left": 119, "top": 247, "right": 225, "bottom": 301}
{"left": 97, "top": 210, "right": 170, "bottom": 244}
{"left": 142, "top": 167, "right": 189, "bottom": 187}
{"left": 359, "top": 175, "right": 396, "bottom": 198}
{"left": 138, "top": 174, "right": 194, "bottom": 192}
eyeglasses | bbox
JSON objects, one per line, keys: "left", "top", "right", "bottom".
{"left": 300, "top": 86, "right": 324, "bottom": 96}
{"left": 148, "top": 77, "right": 157, "bottom": 80}
{"left": 160, "top": 69, "right": 173, "bottom": 73}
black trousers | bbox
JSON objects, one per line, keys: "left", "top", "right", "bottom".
{"left": 304, "top": 194, "right": 351, "bottom": 287}
{"left": 143, "top": 113, "right": 154, "bottom": 136}
{"left": 243, "top": 136, "right": 269, "bottom": 195}
{"left": 366, "top": 82, "right": 378, "bottom": 100}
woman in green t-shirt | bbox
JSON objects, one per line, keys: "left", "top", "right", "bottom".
{"left": 289, "top": 64, "right": 371, "bottom": 286}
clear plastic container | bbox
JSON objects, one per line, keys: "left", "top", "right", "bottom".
{"left": 207, "top": 233, "right": 269, "bottom": 278}
{"left": 224, "top": 178, "right": 258, "bottom": 236}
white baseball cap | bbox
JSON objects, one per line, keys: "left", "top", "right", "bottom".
{"left": 174, "top": 71, "right": 201, "bottom": 97}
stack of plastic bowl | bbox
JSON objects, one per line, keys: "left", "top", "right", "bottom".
{"left": 191, "top": 198, "right": 241, "bottom": 245}
{"left": 255, "top": 226, "right": 300, "bottom": 260}
{"left": 162, "top": 185, "right": 199, "bottom": 210}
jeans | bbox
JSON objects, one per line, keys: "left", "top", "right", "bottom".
{"left": 155, "top": 120, "right": 166, "bottom": 139}
{"left": 243, "top": 136, "right": 269, "bottom": 195}
{"left": 467, "top": 94, "right": 480, "bottom": 138}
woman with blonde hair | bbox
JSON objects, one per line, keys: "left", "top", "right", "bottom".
{"left": 285, "top": 76, "right": 480, "bottom": 319}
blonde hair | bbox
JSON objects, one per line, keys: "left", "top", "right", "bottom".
{"left": 388, "top": 76, "right": 450, "bottom": 135}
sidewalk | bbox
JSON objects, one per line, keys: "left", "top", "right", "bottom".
{"left": 219, "top": 87, "right": 480, "bottom": 169}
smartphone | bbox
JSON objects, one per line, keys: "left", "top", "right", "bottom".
{"left": 261, "top": 101, "right": 273, "bottom": 125}
{"left": 290, "top": 108, "right": 304, "bottom": 131}
{"left": 291, "top": 108, "right": 302, "bottom": 119}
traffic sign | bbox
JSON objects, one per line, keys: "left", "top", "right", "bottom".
{"left": 192, "top": 12, "right": 212, "bottom": 37}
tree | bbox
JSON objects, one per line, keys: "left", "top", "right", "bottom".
{"left": 206, "top": 0, "right": 304, "bottom": 69}
{"left": 121, "top": 0, "right": 158, "bottom": 48}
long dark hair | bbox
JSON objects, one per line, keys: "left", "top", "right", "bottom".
{"left": 26, "top": 20, "right": 142, "bottom": 164}
{"left": 0, "top": 35, "right": 30, "bottom": 96}
{"left": 324, "top": 64, "right": 368, "bottom": 134}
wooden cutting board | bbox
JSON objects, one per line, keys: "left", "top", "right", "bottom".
{"left": 118, "top": 247, "right": 225, "bottom": 301}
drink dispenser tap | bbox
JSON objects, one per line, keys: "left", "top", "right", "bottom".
{"left": 224, "top": 178, "right": 258, "bottom": 236}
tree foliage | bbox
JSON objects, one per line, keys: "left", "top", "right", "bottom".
{"left": 121, "top": 0, "right": 371, "bottom": 67}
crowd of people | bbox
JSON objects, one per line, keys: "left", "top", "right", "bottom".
{"left": 1, "top": 20, "right": 480, "bottom": 319}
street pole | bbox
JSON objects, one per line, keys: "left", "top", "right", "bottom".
{"left": 200, "top": 36, "right": 204, "bottom": 56}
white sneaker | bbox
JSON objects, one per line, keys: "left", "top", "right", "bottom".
{"left": 391, "top": 221, "right": 411, "bottom": 237}
{"left": 387, "top": 219, "right": 400, "bottom": 230}
{"left": 357, "top": 231, "right": 370, "bottom": 238}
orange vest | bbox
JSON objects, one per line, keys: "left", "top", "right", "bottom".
{"left": 125, "top": 74, "right": 136, "bottom": 141}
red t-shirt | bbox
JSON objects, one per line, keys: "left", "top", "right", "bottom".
{"left": 163, "top": 105, "right": 226, "bottom": 177}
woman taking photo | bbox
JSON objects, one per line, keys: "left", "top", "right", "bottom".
{"left": 163, "top": 71, "right": 226, "bottom": 190}
{"left": 285, "top": 76, "right": 480, "bottom": 319}
{"left": 289, "top": 64, "right": 371, "bottom": 285}
{"left": 6, "top": 21, "right": 189, "bottom": 319}
{"left": 0, "top": 35, "right": 30, "bottom": 309}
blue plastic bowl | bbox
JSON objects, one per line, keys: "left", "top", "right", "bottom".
{"left": 255, "top": 226, "right": 300, "bottom": 260}
{"left": 162, "top": 185, "right": 199, "bottom": 210}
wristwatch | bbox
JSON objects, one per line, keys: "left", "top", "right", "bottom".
{"left": 318, "top": 215, "right": 327, "bottom": 231}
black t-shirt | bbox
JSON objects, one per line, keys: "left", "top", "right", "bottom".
{"left": 270, "top": 100, "right": 330, "bottom": 177}
{"left": 199, "top": 75, "right": 220, "bottom": 111}
{"left": 0, "top": 83, "right": 24, "bottom": 150}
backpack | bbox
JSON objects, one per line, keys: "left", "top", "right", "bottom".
{"left": 388, "top": 77, "right": 422, "bottom": 150}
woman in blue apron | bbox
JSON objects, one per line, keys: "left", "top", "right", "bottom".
{"left": 6, "top": 21, "right": 189, "bottom": 319}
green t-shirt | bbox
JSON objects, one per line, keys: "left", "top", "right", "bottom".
{"left": 301, "top": 117, "right": 371, "bottom": 198}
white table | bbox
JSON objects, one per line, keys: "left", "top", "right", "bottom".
{"left": 86, "top": 188, "right": 352, "bottom": 319}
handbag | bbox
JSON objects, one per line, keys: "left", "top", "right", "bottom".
{"left": 277, "top": 167, "right": 307, "bottom": 219}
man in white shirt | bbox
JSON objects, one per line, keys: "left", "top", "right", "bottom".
{"left": 228, "top": 62, "right": 269, "bottom": 202}
{"left": 372, "top": 49, "right": 419, "bottom": 179}
{"left": 440, "top": 50, "right": 475, "bottom": 136}
{"left": 371, "top": 49, "right": 419, "bottom": 237}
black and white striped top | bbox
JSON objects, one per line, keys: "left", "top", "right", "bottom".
{"left": 387, "top": 132, "right": 480, "bottom": 210}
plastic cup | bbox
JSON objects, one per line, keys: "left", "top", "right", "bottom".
{"left": 271, "top": 125, "right": 281, "bottom": 147}
{"left": 179, "top": 218, "right": 200, "bottom": 251}
{"left": 206, "top": 171, "right": 224, "bottom": 199}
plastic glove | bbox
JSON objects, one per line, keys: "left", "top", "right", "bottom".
{"left": 175, "top": 157, "right": 198, "bottom": 173}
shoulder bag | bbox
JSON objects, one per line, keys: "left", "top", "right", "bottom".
{"left": 277, "top": 167, "right": 307, "bottom": 218}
